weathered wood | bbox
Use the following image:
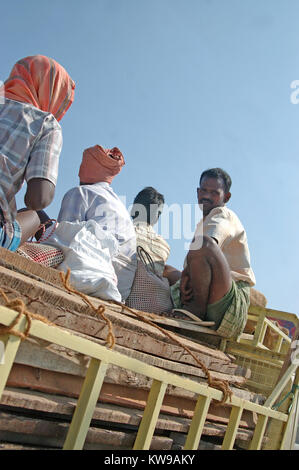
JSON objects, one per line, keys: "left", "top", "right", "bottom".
{"left": 0, "top": 388, "right": 260, "bottom": 445}
{"left": 0, "top": 249, "right": 230, "bottom": 336}
{"left": 0, "top": 265, "right": 221, "bottom": 355}
{"left": 0, "top": 248, "right": 292, "bottom": 452}
{"left": 14, "top": 336, "right": 250, "bottom": 386}
{"left": 0, "top": 387, "right": 256, "bottom": 439}
{"left": 0, "top": 266, "right": 248, "bottom": 376}
{"left": 6, "top": 363, "right": 259, "bottom": 429}
{"left": 170, "top": 432, "right": 223, "bottom": 450}
{"left": 0, "top": 247, "right": 64, "bottom": 290}
{"left": 0, "top": 442, "right": 50, "bottom": 450}
{"left": 0, "top": 388, "right": 185, "bottom": 433}
{"left": 0, "top": 411, "right": 172, "bottom": 450}
{"left": 0, "top": 253, "right": 217, "bottom": 337}
{"left": 6, "top": 362, "right": 261, "bottom": 405}
{"left": 1, "top": 249, "right": 267, "bottom": 333}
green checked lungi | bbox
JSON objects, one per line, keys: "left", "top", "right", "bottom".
{"left": 170, "top": 279, "right": 250, "bottom": 339}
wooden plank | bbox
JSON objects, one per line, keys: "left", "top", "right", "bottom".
{"left": 0, "top": 411, "right": 172, "bottom": 450}
{"left": 7, "top": 360, "right": 264, "bottom": 408}
{"left": 5, "top": 364, "right": 258, "bottom": 429}
{"left": 0, "top": 248, "right": 64, "bottom": 290}
{"left": 0, "top": 442, "right": 50, "bottom": 450}
{"left": 0, "top": 252, "right": 220, "bottom": 338}
{"left": 172, "top": 434, "right": 223, "bottom": 450}
{"left": 0, "top": 266, "right": 236, "bottom": 361}
{"left": 2, "top": 305, "right": 286, "bottom": 423}
{"left": 0, "top": 266, "right": 248, "bottom": 376}
{"left": 14, "top": 336, "right": 250, "bottom": 386}
{"left": 0, "top": 249, "right": 264, "bottom": 341}
{"left": 0, "top": 387, "right": 258, "bottom": 441}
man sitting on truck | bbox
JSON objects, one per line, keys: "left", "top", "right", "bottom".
{"left": 171, "top": 168, "right": 256, "bottom": 339}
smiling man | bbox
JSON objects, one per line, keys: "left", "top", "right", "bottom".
{"left": 173, "top": 168, "right": 256, "bottom": 339}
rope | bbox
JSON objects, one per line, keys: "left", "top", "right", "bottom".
{"left": 59, "top": 269, "right": 115, "bottom": 349}
{"left": 0, "top": 288, "right": 55, "bottom": 340}
{"left": 59, "top": 269, "right": 232, "bottom": 405}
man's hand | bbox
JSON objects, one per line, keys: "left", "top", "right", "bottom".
{"left": 163, "top": 265, "right": 182, "bottom": 286}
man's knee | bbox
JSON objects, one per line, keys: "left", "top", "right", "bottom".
{"left": 187, "top": 235, "right": 218, "bottom": 261}
{"left": 202, "top": 235, "right": 218, "bottom": 249}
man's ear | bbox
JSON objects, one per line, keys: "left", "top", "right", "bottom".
{"left": 224, "top": 192, "right": 231, "bottom": 203}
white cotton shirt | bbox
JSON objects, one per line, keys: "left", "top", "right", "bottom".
{"left": 134, "top": 222, "right": 170, "bottom": 275}
{"left": 189, "top": 206, "right": 256, "bottom": 286}
{"left": 58, "top": 182, "right": 137, "bottom": 300}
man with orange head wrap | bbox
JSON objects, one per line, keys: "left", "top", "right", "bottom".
{"left": 0, "top": 55, "right": 75, "bottom": 251}
{"left": 57, "top": 145, "right": 137, "bottom": 301}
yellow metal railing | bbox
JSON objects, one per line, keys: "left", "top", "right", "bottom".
{"left": 243, "top": 305, "right": 297, "bottom": 352}
{"left": 219, "top": 306, "right": 299, "bottom": 396}
{"left": 0, "top": 305, "right": 298, "bottom": 450}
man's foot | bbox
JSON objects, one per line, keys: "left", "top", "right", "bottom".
{"left": 180, "top": 299, "right": 206, "bottom": 321}
{"left": 172, "top": 309, "right": 214, "bottom": 325}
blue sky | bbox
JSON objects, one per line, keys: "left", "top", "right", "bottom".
{"left": 2, "top": 0, "right": 299, "bottom": 316}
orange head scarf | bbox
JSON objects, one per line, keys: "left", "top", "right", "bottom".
{"left": 79, "top": 145, "right": 125, "bottom": 184}
{"left": 4, "top": 55, "right": 75, "bottom": 121}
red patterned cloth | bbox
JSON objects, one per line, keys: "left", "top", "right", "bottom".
{"left": 16, "top": 242, "right": 64, "bottom": 268}
{"left": 4, "top": 55, "right": 75, "bottom": 121}
{"left": 78, "top": 145, "right": 125, "bottom": 184}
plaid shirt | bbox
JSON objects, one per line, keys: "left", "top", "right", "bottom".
{"left": 0, "top": 98, "right": 62, "bottom": 225}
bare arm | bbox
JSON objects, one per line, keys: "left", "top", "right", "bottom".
{"left": 163, "top": 264, "right": 182, "bottom": 286}
{"left": 24, "top": 178, "right": 55, "bottom": 211}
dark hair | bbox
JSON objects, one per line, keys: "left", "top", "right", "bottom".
{"left": 131, "top": 186, "right": 165, "bottom": 225}
{"left": 199, "top": 168, "right": 232, "bottom": 193}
